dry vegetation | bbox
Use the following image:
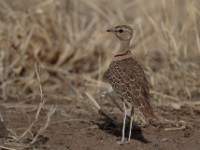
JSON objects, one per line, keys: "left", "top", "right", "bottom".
{"left": 0, "top": 0, "right": 200, "bottom": 149}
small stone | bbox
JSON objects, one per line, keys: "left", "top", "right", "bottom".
{"left": 162, "top": 138, "right": 168, "bottom": 142}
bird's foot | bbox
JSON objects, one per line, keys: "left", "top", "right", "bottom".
{"left": 125, "top": 140, "right": 131, "bottom": 144}
{"left": 116, "top": 139, "right": 125, "bottom": 145}
{"left": 117, "top": 139, "right": 131, "bottom": 145}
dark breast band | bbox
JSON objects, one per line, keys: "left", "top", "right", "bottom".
{"left": 112, "top": 50, "right": 132, "bottom": 62}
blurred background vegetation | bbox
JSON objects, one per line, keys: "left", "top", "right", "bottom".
{"left": 0, "top": 0, "right": 200, "bottom": 113}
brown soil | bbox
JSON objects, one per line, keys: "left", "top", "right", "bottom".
{"left": 0, "top": 100, "right": 200, "bottom": 150}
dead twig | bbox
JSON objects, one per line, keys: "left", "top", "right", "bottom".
{"left": 164, "top": 125, "right": 186, "bottom": 131}
{"left": 0, "top": 146, "right": 16, "bottom": 150}
{"left": 31, "top": 105, "right": 57, "bottom": 144}
{"left": 85, "top": 92, "right": 119, "bottom": 126}
{"left": 20, "top": 64, "right": 45, "bottom": 139}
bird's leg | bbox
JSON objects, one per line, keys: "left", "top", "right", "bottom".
{"left": 127, "top": 107, "right": 134, "bottom": 143}
{"left": 117, "top": 102, "right": 126, "bottom": 145}
{"left": 122, "top": 103, "right": 127, "bottom": 142}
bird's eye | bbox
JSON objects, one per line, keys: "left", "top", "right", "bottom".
{"left": 119, "top": 29, "right": 123, "bottom": 33}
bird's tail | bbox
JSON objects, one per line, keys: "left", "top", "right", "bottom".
{"left": 140, "top": 99, "right": 157, "bottom": 119}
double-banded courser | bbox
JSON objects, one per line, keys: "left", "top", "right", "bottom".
{"left": 104, "top": 25, "right": 155, "bottom": 144}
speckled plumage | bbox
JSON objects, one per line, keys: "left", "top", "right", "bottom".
{"left": 104, "top": 51, "right": 155, "bottom": 118}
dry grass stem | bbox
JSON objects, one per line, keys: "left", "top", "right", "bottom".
{"left": 164, "top": 124, "right": 187, "bottom": 131}
{"left": 30, "top": 105, "right": 57, "bottom": 144}
{"left": 85, "top": 92, "right": 101, "bottom": 110}
{"left": 0, "top": 146, "right": 16, "bottom": 150}
{"left": 0, "top": 113, "right": 3, "bottom": 122}
{"left": 85, "top": 91, "right": 118, "bottom": 124}
{"left": 20, "top": 64, "right": 45, "bottom": 139}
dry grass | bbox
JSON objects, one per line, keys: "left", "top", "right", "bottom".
{"left": 0, "top": 0, "right": 200, "bottom": 148}
{"left": 0, "top": 0, "right": 199, "bottom": 105}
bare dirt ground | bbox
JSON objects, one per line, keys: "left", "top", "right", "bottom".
{"left": 1, "top": 0, "right": 200, "bottom": 149}
{"left": 1, "top": 97, "right": 200, "bottom": 150}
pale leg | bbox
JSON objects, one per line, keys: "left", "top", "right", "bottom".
{"left": 117, "top": 102, "right": 126, "bottom": 145}
{"left": 127, "top": 115, "right": 133, "bottom": 142}
{"left": 127, "top": 107, "right": 134, "bottom": 143}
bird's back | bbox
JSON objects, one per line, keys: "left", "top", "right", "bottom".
{"left": 104, "top": 54, "right": 155, "bottom": 118}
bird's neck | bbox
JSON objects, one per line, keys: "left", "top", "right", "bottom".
{"left": 115, "top": 40, "right": 130, "bottom": 56}
{"left": 113, "top": 40, "right": 132, "bottom": 61}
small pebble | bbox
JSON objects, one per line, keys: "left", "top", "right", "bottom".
{"left": 162, "top": 138, "right": 168, "bottom": 142}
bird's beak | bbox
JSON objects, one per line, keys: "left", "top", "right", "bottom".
{"left": 106, "top": 28, "right": 115, "bottom": 32}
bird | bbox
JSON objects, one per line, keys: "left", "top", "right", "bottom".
{"left": 103, "top": 25, "right": 155, "bottom": 144}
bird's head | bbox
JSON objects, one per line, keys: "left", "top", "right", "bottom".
{"left": 107, "top": 25, "right": 133, "bottom": 41}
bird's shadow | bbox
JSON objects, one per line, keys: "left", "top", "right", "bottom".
{"left": 94, "top": 117, "right": 150, "bottom": 144}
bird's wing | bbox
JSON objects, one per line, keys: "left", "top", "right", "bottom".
{"left": 108, "top": 59, "right": 155, "bottom": 118}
